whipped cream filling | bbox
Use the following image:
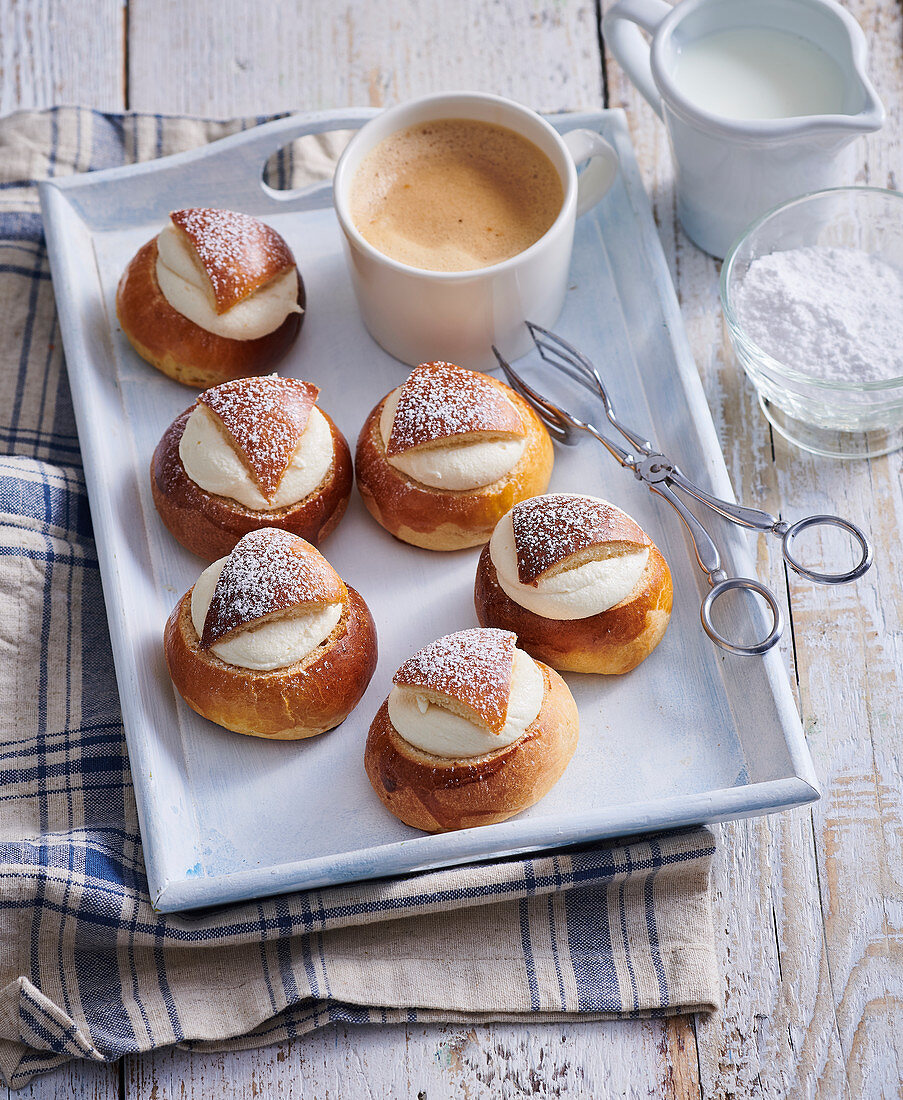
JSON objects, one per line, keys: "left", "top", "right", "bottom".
{"left": 388, "top": 648, "right": 543, "bottom": 758}
{"left": 489, "top": 511, "right": 650, "bottom": 620}
{"left": 179, "top": 403, "right": 333, "bottom": 511}
{"left": 190, "top": 556, "right": 342, "bottom": 671}
{"left": 379, "top": 387, "right": 525, "bottom": 491}
{"left": 155, "top": 224, "right": 302, "bottom": 340}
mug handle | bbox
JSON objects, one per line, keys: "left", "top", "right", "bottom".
{"left": 562, "top": 130, "right": 619, "bottom": 217}
{"left": 602, "top": 0, "right": 673, "bottom": 120}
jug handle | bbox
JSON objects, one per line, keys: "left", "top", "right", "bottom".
{"left": 602, "top": 0, "right": 672, "bottom": 121}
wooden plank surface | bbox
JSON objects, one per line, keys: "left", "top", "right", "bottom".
{"left": 126, "top": 0, "right": 604, "bottom": 116}
{"left": 126, "top": 1021, "right": 697, "bottom": 1099}
{"left": 0, "top": 0, "right": 122, "bottom": 114}
{"left": 2, "top": 1061, "right": 120, "bottom": 1100}
{"left": 2, "top": 0, "right": 902, "bottom": 1096}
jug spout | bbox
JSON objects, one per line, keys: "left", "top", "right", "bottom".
{"left": 762, "top": 20, "right": 884, "bottom": 141}
{"left": 823, "top": 8, "right": 885, "bottom": 136}
{"left": 840, "top": 77, "right": 884, "bottom": 136}
{"left": 807, "top": 92, "right": 884, "bottom": 145}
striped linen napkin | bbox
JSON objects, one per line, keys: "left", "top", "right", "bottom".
{"left": 0, "top": 107, "right": 719, "bottom": 1089}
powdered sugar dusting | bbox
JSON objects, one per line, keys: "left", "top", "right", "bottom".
{"left": 394, "top": 628, "right": 516, "bottom": 733}
{"left": 199, "top": 375, "right": 319, "bottom": 500}
{"left": 386, "top": 362, "right": 524, "bottom": 455}
{"left": 512, "top": 494, "right": 649, "bottom": 585}
{"left": 200, "top": 529, "right": 342, "bottom": 647}
{"left": 170, "top": 208, "right": 295, "bottom": 313}
{"left": 735, "top": 245, "right": 903, "bottom": 383}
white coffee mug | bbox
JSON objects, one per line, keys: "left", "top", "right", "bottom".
{"left": 333, "top": 91, "right": 619, "bottom": 370}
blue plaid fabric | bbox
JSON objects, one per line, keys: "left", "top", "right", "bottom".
{"left": 0, "top": 108, "right": 718, "bottom": 1089}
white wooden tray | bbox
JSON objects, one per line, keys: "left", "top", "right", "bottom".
{"left": 39, "top": 108, "right": 818, "bottom": 912}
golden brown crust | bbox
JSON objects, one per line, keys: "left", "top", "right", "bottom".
{"left": 164, "top": 584, "right": 377, "bottom": 740}
{"left": 170, "top": 209, "right": 295, "bottom": 313}
{"left": 199, "top": 377, "right": 319, "bottom": 500}
{"left": 354, "top": 383, "right": 554, "bottom": 552}
{"left": 200, "top": 529, "right": 344, "bottom": 647}
{"left": 510, "top": 494, "right": 651, "bottom": 584}
{"left": 151, "top": 406, "right": 352, "bottom": 560}
{"left": 393, "top": 628, "right": 517, "bottom": 734}
{"left": 116, "top": 238, "right": 304, "bottom": 388}
{"left": 474, "top": 542, "right": 673, "bottom": 675}
{"left": 364, "top": 662, "right": 578, "bottom": 832}
{"left": 386, "top": 362, "right": 525, "bottom": 455}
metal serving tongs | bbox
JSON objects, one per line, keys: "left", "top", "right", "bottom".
{"left": 492, "top": 324, "right": 874, "bottom": 656}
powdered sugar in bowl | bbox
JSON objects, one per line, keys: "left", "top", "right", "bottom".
{"left": 721, "top": 187, "right": 903, "bottom": 458}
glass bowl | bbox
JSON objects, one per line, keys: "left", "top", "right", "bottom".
{"left": 721, "top": 187, "right": 903, "bottom": 459}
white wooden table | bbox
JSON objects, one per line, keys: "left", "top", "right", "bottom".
{"left": 2, "top": 2, "right": 901, "bottom": 1096}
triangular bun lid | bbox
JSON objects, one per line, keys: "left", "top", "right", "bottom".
{"left": 170, "top": 208, "right": 295, "bottom": 314}
{"left": 200, "top": 528, "right": 343, "bottom": 648}
{"left": 512, "top": 494, "right": 651, "bottom": 585}
{"left": 386, "top": 362, "right": 524, "bottom": 456}
{"left": 393, "top": 628, "right": 518, "bottom": 734}
{"left": 198, "top": 375, "right": 320, "bottom": 501}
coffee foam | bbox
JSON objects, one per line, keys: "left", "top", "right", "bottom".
{"left": 350, "top": 119, "right": 564, "bottom": 273}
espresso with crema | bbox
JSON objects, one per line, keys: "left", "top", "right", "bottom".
{"left": 349, "top": 119, "right": 564, "bottom": 273}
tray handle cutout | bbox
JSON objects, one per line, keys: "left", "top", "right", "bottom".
{"left": 228, "top": 111, "right": 379, "bottom": 208}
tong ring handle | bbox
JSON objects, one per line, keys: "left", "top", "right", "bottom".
{"left": 701, "top": 577, "right": 784, "bottom": 656}
{"left": 780, "top": 515, "right": 874, "bottom": 585}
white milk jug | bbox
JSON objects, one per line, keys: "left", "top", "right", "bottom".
{"left": 603, "top": 0, "right": 884, "bottom": 257}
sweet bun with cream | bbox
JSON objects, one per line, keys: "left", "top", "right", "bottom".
{"left": 152, "top": 374, "right": 352, "bottom": 560}
{"left": 355, "top": 361, "right": 553, "bottom": 551}
{"left": 364, "top": 627, "right": 578, "bottom": 832}
{"left": 117, "top": 208, "right": 304, "bottom": 387}
{"left": 164, "top": 528, "right": 377, "bottom": 739}
{"left": 475, "top": 493, "right": 672, "bottom": 675}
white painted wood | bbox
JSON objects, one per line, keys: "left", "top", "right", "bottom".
{"left": 43, "top": 103, "right": 809, "bottom": 911}
{"left": 126, "top": 0, "right": 604, "bottom": 116}
{"left": 2, "top": 0, "right": 901, "bottom": 1096}
{"left": 126, "top": 1019, "right": 700, "bottom": 1099}
{"left": 1, "top": 1058, "right": 119, "bottom": 1100}
{"left": 0, "top": 0, "right": 123, "bottom": 115}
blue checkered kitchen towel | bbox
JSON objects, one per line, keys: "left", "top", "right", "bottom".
{"left": 0, "top": 108, "right": 719, "bottom": 1089}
